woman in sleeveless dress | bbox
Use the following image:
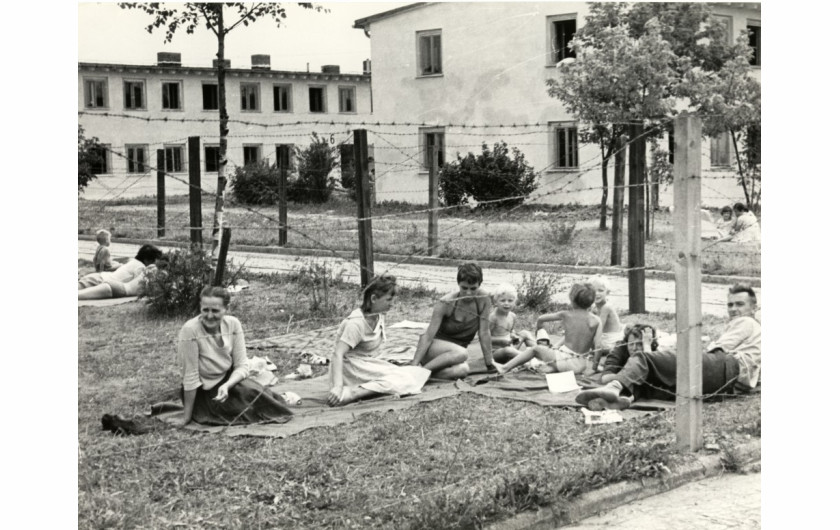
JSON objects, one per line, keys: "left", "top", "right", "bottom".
{"left": 410, "top": 263, "right": 495, "bottom": 379}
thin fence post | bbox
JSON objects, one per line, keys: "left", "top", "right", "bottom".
{"left": 428, "top": 144, "right": 439, "bottom": 256}
{"left": 674, "top": 112, "right": 703, "bottom": 452}
{"left": 610, "top": 136, "right": 627, "bottom": 266}
{"left": 188, "top": 136, "right": 203, "bottom": 251}
{"left": 278, "top": 146, "right": 288, "bottom": 247}
{"left": 627, "top": 122, "right": 646, "bottom": 313}
{"left": 213, "top": 226, "right": 232, "bottom": 286}
{"left": 156, "top": 149, "right": 165, "bottom": 238}
{"left": 353, "top": 129, "right": 374, "bottom": 287}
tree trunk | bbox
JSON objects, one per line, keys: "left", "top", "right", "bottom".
{"left": 599, "top": 154, "right": 609, "bottom": 231}
{"left": 211, "top": 7, "right": 228, "bottom": 257}
{"left": 730, "top": 129, "right": 750, "bottom": 210}
{"left": 610, "top": 137, "right": 627, "bottom": 266}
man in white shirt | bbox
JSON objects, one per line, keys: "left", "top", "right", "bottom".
{"left": 576, "top": 284, "right": 761, "bottom": 409}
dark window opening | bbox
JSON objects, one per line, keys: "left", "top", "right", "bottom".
{"left": 205, "top": 146, "right": 220, "bottom": 172}
{"left": 309, "top": 87, "right": 325, "bottom": 113}
{"left": 553, "top": 19, "right": 577, "bottom": 62}
{"left": 203, "top": 84, "right": 219, "bottom": 110}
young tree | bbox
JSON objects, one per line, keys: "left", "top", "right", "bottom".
{"left": 119, "top": 2, "right": 322, "bottom": 255}
{"left": 78, "top": 125, "right": 103, "bottom": 193}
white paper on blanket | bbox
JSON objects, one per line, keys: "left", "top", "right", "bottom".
{"left": 546, "top": 371, "right": 580, "bottom": 393}
{"left": 389, "top": 320, "right": 429, "bottom": 329}
{"left": 582, "top": 408, "right": 623, "bottom": 425}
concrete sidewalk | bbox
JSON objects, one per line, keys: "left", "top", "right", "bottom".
{"left": 78, "top": 239, "right": 761, "bottom": 318}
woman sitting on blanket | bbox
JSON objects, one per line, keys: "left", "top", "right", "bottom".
{"left": 719, "top": 202, "right": 761, "bottom": 244}
{"left": 78, "top": 244, "right": 163, "bottom": 300}
{"left": 410, "top": 263, "right": 495, "bottom": 379}
{"left": 177, "top": 286, "right": 293, "bottom": 426}
{"left": 328, "top": 275, "right": 431, "bottom": 406}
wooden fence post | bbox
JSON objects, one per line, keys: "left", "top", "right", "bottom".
{"left": 674, "top": 113, "right": 704, "bottom": 452}
{"left": 156, "top": 149, "right": 165, "bottom": 238}
{"left": 188, "top": 136, "right": 203, "bottom": 251}
{"left": 610, "top": 136, "right": 627, "bottom": 266}
{"left": 278, "top": 146, "right": 289, "bottom": 247}
{"left": 213, "top": 226, "right": 232, "bottom": 286}
{"left": 428, "top": 144, "right": 439, "bottom": 256}
{"left": 353, "top": 129, "right": 374, "bottom": 287}
{"left": 627, "top": 122, "right": 646, "bottom": 313}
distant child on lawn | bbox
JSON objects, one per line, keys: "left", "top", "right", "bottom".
{"left": 93, "top": 229, "right": 119, "bottom": 272}
{"left": 493, "top": 283, "right": 602, "bottom": 375}
{"left": 488, "top": 283, "right": 535, "bottom": 363}
{"left": 587, "top": 275, "right": 623, "bottom": 367}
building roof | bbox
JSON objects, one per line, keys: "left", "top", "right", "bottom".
{"left": 78, "top": 62, "right": 370, "bottom": 82}
{"left": 353, "top": 3, "right": 430, "bottom": 30}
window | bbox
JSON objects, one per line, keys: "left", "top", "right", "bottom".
{"left": 241, "top": 83, "right": 260, "bottom": 111}
{"left": 548, "top": 15, "right": 576, "bottom": 63}
{"left": 309, "top": 86, "right": 325, "bottom": 113}
{"left": 553, "top": 123, "right": 579, "bottom": 168}
{"left": 275, "top": 144, "right": 293, "bottom": 171}
{"left": 90, "top": 145, "right": 109, "bottom": 174}
{"left": 273, "top": 84, "right": 292, "bottom": 112}
{"left": 164, "top": 145, "right": 184, "bottom": 172}
{"left": 417, "top": 30, "right": 442, "bottom": 76}
{"left": 162, "top": 81, "right": 182, "bottom": 110}
{"left": 339, "top": 87, "right": 356, "bottom": 113}
{"left": 668, "top": 129, "right": 675, "bottom": 165}
{"left": 202, "top": 83, "right": 219, "bottom": 110}
{"left": 420, "top": 129, "right": 445, "bottom": 170}
{"left": 714, "top": 15, "right": 733, "bottom": 46}
{"left": 243, "top": 145, "right": 262, "bottom": 166}
{"left": 123, "top": 80, "right": 145, "bottom": 110}
{"left": 84, "top": 78, "right": 108, "bottom": 108}
{"left": 205, "top": 146, "right": 220, "bottom": 172}
{"left": 126, "top": 145, "right": 147, "bottom": 173}
{"left": 710, "top": 133, "right": 731, "bottom": 167}
{"left": 746, "top": 125, "right": 760, "bottom": 166}
{"left": 747, "top": 20, "right": 761, "bottom": 66}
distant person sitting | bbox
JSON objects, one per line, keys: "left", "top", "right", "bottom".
{"left": 93, "top": 230, "right": 119, "bottom": 272}
{"left": 78, "top": 244, "right": 163, "bottom": 300}
{"left": 493, "top": 283, "right": 602, "bottom": 375}
{"left": 716, "top": 206, "right": 735, "bottom": 238}
{"left": 576, "top": 284, "right": 760, "bottom": 409}
{"left": 719, "top": 203, "right": 760, "bottom": 243}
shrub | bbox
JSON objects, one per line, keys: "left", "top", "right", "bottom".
{"left": 230, "top": 160, "right": 281, "bottom": 205}
{"left": 541, "top": 219, "right": 578, "bottom": 246}
{"left": 439, "top": 141, "right": 538, "bottom": 208}
{"left": 144, "top": 248, "right": 242, "bottom": 316}
{"left": 78, "top": 125, "right": 104, "bottom": 193}
{"left": 289, "top": 133, "right": 338, "bottom": 203}
{"left": 517, "top": 271, "right": 562, "bottom": 311}
{"left": 286, "top": 261, "right": 352, "bottom": 318}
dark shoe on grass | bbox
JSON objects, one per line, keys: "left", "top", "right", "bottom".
{"left": 102, "top": 414, "right": 151, "bottom": 436}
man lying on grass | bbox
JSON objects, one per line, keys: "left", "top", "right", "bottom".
{"left": 576, "top": 284, "right": 761, "bottom": 410}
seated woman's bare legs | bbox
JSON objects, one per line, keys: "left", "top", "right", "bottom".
{"left": 78, "top": 283, "right": 114, "bottom": 300}
{"left": 494, "top": 345, "right": 558, "bottom": 374}
{"left": 492, "top": 345, "right": 521, "bottom": 363}
{"left": 336, "top": 385, "right": 381, "bottom": 406}
{"left": 420, "top": 339, "right": 469, "bottom": 379}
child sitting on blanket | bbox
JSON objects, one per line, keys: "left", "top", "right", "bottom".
{"left": 493, "top": 284, "right": 602, "bottom": 375}
{"left": 93, "top": 229, "right": 119, "bottom": 272}
{"left": 488, "top": 283, "right": 536, "bottom": 363}
{"left": 587, "top": 275, "right": 623, "bottom": 366}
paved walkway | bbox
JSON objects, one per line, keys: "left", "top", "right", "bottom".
{"left": 78, "top": 240, "right": 761, "bottom": 318}
{"left": 567, "top": 472, "right": 760, "bottom": 529}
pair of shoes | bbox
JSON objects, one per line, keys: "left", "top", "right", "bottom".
{"left": 584, "top": 397, "right": 633, "bottom": 411}
{"left": 575, "top": 382, "right": 633, "bottom": 410}
{"left": 284, "top": 363, "right": 314, "bottom": 380}
{"left": 299, "top": 352, "right": 329, "bottom": 365}
{"left": 101, "top": 414, "right": 151, "bottom": 436}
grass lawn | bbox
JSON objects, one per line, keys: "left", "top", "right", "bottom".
{"left": 78, "top": 265, "right": 760, "bottom": 529}
{"left": 78, "top": 194, "right": 760, "bottom": 278}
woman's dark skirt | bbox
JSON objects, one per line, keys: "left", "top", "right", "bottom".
{"left": 183, "top": 370, "right": 293, "bottom": 426}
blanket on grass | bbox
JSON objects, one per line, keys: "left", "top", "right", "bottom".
{"left": 78, "top": 296, "right": 140, "bottom": 308}
{"left": 151, "top": 324, "right": 670, "bottom": 437}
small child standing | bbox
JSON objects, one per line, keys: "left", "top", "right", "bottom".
{"left": 93, "top": 229, "right": 118, "bottom": 272}
{"left": 493, "top": 283, "right": 602, "bottom": 375}
{"left": 588, "top": 275, "right": 623, "bottom": 369}
{"left": 488, "top": 283, "right": 535, "bottom": 362}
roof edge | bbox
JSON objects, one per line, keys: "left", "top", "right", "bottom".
{"left": 78, "top": 61, "right": 370, "bottom": 79}
{"left": 353, "top": 2, "right": 430, "bottom": 30}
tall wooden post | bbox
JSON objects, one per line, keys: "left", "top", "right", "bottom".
{"left": 156, "top": 149, "right": 165, "bottom": 238}
{"left": 627, "top": 122, "right": 646, "bottom": 313}
{"left": 428, "top": 144, "right": 439, "bottom": 256}
{"left": 610, "top": 137, "right": 627, "bottom": 266}
{"left": 213, "top": 226, "right": 232, "bottom": 286}
{"left": 674, "top": 113, "right": 704, "bottom": 452}
{"left": 188, "top": 136, "right": 203, "bottom": 251}
{"left": 278, "top": 146, "right": 288, "bottom": 247}
{"left": 353, "top": 129, "right": 374, "bottom": 287}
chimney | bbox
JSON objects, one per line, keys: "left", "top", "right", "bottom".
{"left": 157, "top": 52, "right": 181, "bottom": 66}
{"left": 251, "top": 54, "right": 271, "bottom": 70}
{"left": 213, "top": 59, "right": 231, "bottom": 69}
{"left": 321, "top": 65, "right": 340, "bottom": 74}
{"left": 363, "top": 59, "right": 372, "bottom": 74}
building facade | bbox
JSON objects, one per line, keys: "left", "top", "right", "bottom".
{"left": 79, "top": 53, "right": 372, "bottom": 198}
{"left": 354, "top": 2, "right": 760, "bottom": 207}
